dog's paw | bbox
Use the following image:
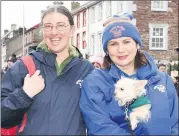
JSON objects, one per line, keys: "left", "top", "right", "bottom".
{"left": 131, "top": 120, "right": 139, "bottom": 130}
{"left": 130, "top": 113, "right": 139, "bottom": 130}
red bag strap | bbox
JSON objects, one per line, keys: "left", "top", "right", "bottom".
{"left": 21, "top": 56, "right": 36, "bottom": 76}
{"left": 18, "top": 56, "right": 36, "bottom": 133}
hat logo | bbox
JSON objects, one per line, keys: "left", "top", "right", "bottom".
{"left": 109, "top": 26, "right": 125, "bottom": 37}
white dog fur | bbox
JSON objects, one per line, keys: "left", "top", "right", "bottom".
{"left": 114, "top": 78, "right": 151, "bottom": 130}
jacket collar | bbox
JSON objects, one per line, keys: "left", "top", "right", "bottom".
{"left": 108, "top": 63, "right": 161, "bottom": 85}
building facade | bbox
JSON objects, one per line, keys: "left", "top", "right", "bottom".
{"left": 72, "top": 1, "right": 136, "bottom": 58}
{"left": 72, "top": 1, "right": 99, "bottom": 58}
{"left": 4, "top": 24, "right": 42, "bottom": 61}
{"left": 133, "top": 0, "right": 178, "bottom": 63}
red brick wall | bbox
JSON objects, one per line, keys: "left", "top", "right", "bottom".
{"left": 133, "top": 1, "right": 178, "bottom": 60}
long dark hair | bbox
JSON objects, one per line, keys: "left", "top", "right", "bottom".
{"left": 103, "top": 50, "right": 148, "bottom": 69}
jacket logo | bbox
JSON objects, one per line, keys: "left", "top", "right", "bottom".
{"left": 76, "top": 80, "right": 83, "bottom": 88}
{"left": 109, "top": 26, "right": 125, "bottom": 37}
{"left": 154, "top": 85, "right": 166, "bottom": 92}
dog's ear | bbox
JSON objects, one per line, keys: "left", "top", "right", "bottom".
{"left": 135, "top": 80, "right": 148, "bottom": 91}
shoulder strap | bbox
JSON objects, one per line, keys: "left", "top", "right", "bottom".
{"left": 18, "top": 56, "right": 36, "bottom": 133}
{"left": 21, "top": 56, "right": 36, "bottom": 76}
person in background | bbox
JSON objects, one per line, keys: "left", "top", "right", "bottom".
{"left": 7, "top": 54, "right": 17, "bottom": 69}
{"left": 89, "top": 56, "right": 104, "bottom": 69}
{"left": 80, "top": 13, "right": 178, "bottom": 135}
{"left": 1, "top": 5, "right": 94, "bottom": 135}
{"left": 1, "top": 69, "right": 5, "bottom": 79}
{"left": 158, "top": 63, "right": 167, "bottom": 72}
{"left": 172, "top": 76, "right": 179, "bottom": 96}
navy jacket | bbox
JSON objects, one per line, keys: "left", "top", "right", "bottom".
{"left": 80, "top": 51, "right": 178, "bottom": 135}
{"left": 1, "top": 50, "right": 94, "bottom": 135}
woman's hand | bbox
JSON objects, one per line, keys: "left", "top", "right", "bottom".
{"left": 23, "top": 70, "right": 45, "bottom": 98}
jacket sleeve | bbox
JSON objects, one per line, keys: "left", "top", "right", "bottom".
{"left": 166, "top": 76, "right": 178, "bottom": 135}
{"left": 1, "top": 60, "right": 33, "bottom": 128}
{"left": 79, "top": 78, "right": 131, "bottom": 135}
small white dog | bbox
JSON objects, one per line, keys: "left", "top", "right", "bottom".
{"left": 114, "top": 78, "right": 151, "bottom": 130}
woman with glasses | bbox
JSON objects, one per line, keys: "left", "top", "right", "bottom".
{"left": 1, "top": 5, "right": 94, "bottom": 135}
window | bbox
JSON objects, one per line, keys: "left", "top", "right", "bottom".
{"left": 97, "top": 32, "right": 103, "bottom": 55}
{"left": 117, "top": 1, "right": 123, "bottom": 13}
{"left": 76, "top": 34, "right": 80, "bottom": 48}
{"left": 31, "top": 30, "right": 34, "bottom": 42}
{"left": 151, "top": 1, "right": 168, "bottom": 11}
{"left": 106, "top": 1, "right": 112, "bottom": 17}
{"left": 25, "top": 35, "right": 27, "bottom": 45}
{"left": 82, "top": 31, "right": 86, "bottom": 49}
{"left": 149, "top": 24, "right": 168, "bottom": 50}
{"left": 91, "top": 7, "right": 95, "bottom": 23}
{"left": 91, "top": 34, "right": 95, "bottom": 54}
{"left": 83, "top": 11, "right": 86, "bottom": 27}
{"left": 77, "top": 14, "right": 80, "bottom": 28}
{"left": 29, "top": 31, "right": 32, "bottom": 43}
{"left": 98, "top": 3, "right": 103, "bottom": 21}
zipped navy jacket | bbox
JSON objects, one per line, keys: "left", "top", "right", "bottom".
{"left": 1, "top": 50, "right": 94, "bottom": 135}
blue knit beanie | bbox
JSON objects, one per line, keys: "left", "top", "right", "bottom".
{"left": 102, "top": 14, "right": 142, "bottom": 53}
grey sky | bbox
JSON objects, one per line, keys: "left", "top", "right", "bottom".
{"left": 1, "top": 1, "right": 88, "bottom": 35}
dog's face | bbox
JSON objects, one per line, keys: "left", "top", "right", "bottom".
{"left": 114, "top": 78, "right": 147, "bottom": 106}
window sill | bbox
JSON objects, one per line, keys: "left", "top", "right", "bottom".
{"left": 149, "top": 48, "right": 167, "bottom": 51}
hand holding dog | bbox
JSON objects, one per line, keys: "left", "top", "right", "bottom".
{"left": 23, "top": 70, "right": 45, "bottom": 98}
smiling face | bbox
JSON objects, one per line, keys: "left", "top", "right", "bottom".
{"left": 107, "top": 37, "right": 139, "bottom": 69}
{"left": 42, "top": 12, "right": 74, "bottom": 54}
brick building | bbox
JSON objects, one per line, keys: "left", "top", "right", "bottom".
{"left": 133, "top": 0, "right": 178, "bottom": 63}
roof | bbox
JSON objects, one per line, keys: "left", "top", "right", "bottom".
{"left": 25, "top": 23, "right": 40, "bottom": 33}
{"left": 71, "top": 1, "right": 100, "bottom": 15}
{"left": 4, "top": 23, "right": 40, "bottom": 43}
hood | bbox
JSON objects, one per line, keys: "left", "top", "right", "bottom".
{"left": 36, "top": 42, "right": 80, "bottom": 57}
{"left": 29, "top": 42, "right": 82, "bottom": 71}
{"left": 136, "top": 51, "right": 158, "bottom": 80}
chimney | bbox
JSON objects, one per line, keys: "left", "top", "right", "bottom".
{"left": 13, "top": 30, "right": 18, "bottom": 37}
{"left": 11, "top": 24, "right": 16, "bottom": 30}
{"left": 53, "top": 1, "right": 64, "bottom": 6}
{"left": 4, "top": 30, "right": 9, "bottom": 35}
{"left": 71, "top": 1, "right": 80, "bottom": 11}
{"left": 18, "top": 27, "right": 26, "bottom": 35}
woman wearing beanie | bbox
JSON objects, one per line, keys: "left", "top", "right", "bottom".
{"left": 89, "top": 56, "right": 104, "bottom": 69}
{"left": 80, "top": 13, "right": 178, "bottom": 135}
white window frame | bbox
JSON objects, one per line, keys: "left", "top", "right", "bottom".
{"left": 91, "top": 34, "right": 95, "bottom": 55}
{"left": 77, "top": 33, "right": 80, "bottom": 48}
{"left": 91, "top": 7, "right": 95, "bottom": 23}
{"left": 98, "top": 2, "right": 103, "bottom": 21}
{"left": 82, "top": 31, "right": 86, "bottom": 49}
{"left": 117, "top": 1, "right": 123, "bottom": 13}
{"left": 97, "top": 32, "right": 103, "bottom": 55}
{"left": 149, "top": 24, "right": 168, "bottom": 50}
{"left": 151, "top": 1, "right": 168, "bottom": 11}
{"left": 106, "top": 1, "right": 112, "bottom": 17}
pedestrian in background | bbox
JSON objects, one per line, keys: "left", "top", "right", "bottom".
{"left": 89, "top": 56, "right": 104, "bottom": 69}
{"left": 80, "top": 13, "right": 178, "bottom": 135}
{"left": 1, "top": 5, "right": 94, "bottom": 135}
{"left": 158, "top": 63, "right": 167, "bottom": 72}
{"left": 7, "top": 54, "right": 17, "bottom": 69}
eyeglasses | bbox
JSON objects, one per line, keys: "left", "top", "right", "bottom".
{"left": 42, "top": 22, "right": 69, "bottom": 32}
